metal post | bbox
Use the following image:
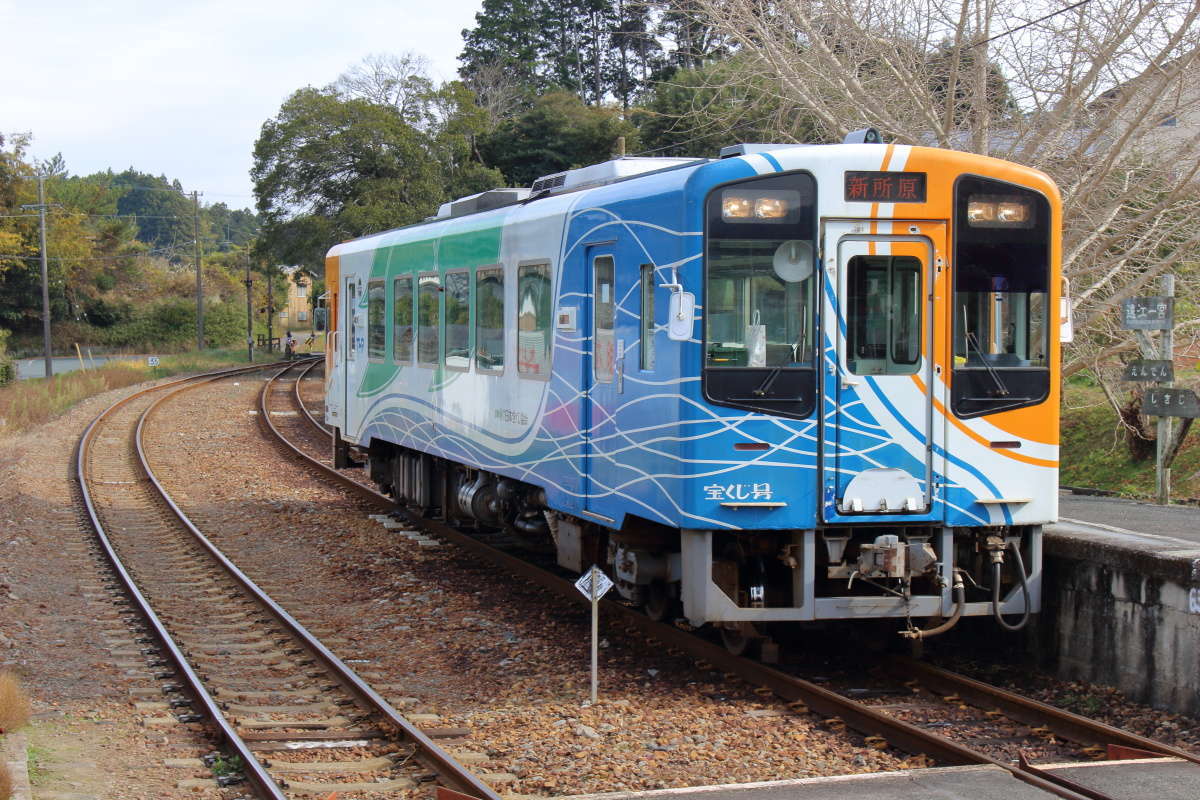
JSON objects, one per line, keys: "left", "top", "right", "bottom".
{"left": 193, "top": 191, "right": 204, "bottom": 351}
{"left": 590, "top": 565, "right": 599, "bottom": 704}
{"left": 1156, "top": 274, "right": 1175, "bottom": 505}
{"left": 244, "top": 256, "right": 254, "bottom": 363}
{"left": 266, "top": 265, "right": 274, "bottom": 353}
{"left": 37, "top": 176, "right": 51, "bottom": 379}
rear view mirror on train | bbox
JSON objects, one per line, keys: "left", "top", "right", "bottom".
{"left": 668, "top": 291, "right": 695, "bottom": 341}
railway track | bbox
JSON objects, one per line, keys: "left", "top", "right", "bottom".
{"left": 265, "top": 359, "right": 1200, "bottom": 800}
{"left": 75, "top": 361, "right": 500, "bottom": 800}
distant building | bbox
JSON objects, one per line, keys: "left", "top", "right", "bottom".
{"left": 279, "top": 267, "right": 313, "bottom": 329}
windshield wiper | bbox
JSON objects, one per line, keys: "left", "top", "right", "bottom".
{"left": 963, "top": 307, "right": 1009, "bottom": 396}
{"left": 752, "top": 367, "right": 782, "bottom": 396}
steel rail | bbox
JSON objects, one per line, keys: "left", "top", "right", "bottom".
{"left": 258, "top": 398, "right": 1130, "bottom": 800}
{"left": 256, "top": 363, "right": 501, "bottom": 800}
{"left": 884, "top": 656, "right": 1200, "bottom": 766}
{"left": 76, "top": 361, "right": 293, "bottom": 800}
{"left": 291, "top": 358, "right": 329, "bottom": 434}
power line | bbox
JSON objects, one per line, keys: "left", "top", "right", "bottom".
{"left": 0, "top": 244, "right": 189, "bottom": 263}
{"left": 970, "top": 0, "right": 1092, "bottom": 49}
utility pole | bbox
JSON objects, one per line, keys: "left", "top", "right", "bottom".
{"left": 265, "top": 264, "right": 275, "bottom": 353}
{"left": 191, "top": 190, "right": 204, "bottom": 351}
{"left": 244, "top": 254, "right": 254, "bottom": 363}
{"left": 21, "top": 175, "right": 60, "bottom": 379}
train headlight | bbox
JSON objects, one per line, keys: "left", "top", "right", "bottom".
{"left": 722, "top": 195, "right": 753, "bottom": 219}
{"left": 721, "top": 189, "right": 800, "bottom": 222}
{"left": 966, "top": 195, "right": 1033, "bottom": 227}
{"left": 755, "top": 196, "right": 787, "bottom": 219}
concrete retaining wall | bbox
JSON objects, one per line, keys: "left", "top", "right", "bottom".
{"left": 1041, "top": 523, "right": 1200, "bottom": 716}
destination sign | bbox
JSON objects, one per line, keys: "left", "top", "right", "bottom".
{"left": 1122, "top": 360, "right": 1175, "bottom": 383}
{"left": 1143, "top": 388, "right": 1200, "bottom": 418}
{"left": 844, "top": 171, "right": 927, "bottom": 203}
{"left": 1121, "top": 297, "right": 1174, "bottom": 330}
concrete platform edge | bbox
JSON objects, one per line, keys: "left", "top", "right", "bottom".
{"left": 2, "top": 731, "right": 32, "bottom": 800}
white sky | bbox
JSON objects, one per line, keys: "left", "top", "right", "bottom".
{"left": 1, "top": 0, "right": 483, "bottom": 210}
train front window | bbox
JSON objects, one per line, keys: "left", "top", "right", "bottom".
{"left": 952, "top": 175, "right": 1051, "bottom": 418}
{"left": 703, "top": 172, "right": 817, "bottom": 419}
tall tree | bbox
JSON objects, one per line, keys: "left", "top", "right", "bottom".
{"left": 252, "top": 88, "right": 444, "bottom": 269}
{"left": 478, "top": 90, "right": 638, "bottom": 185}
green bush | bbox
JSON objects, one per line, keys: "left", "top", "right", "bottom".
{"left": 0, "top": 329, "right": 12, "bottom": 387}
{"left": 100, "top": 299, "right": 246, "bottom": 350}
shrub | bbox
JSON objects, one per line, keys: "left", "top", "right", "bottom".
{"left": 0, "top": 672, "right": 30, "bottom": 733}
{"left": 100, "top": 299, "right": 246, "bottom": 350}
{"left": 0, "top": 329, "right": 11, "bottom": 388}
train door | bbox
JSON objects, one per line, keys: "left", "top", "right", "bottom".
{"left": 342, "top": 275, "right": 363, "bottom": 438}
{"left": 820, "top": 221, "right": 946, "bottom": 523}
{"left": 581, "top": 245, "right": 621, "bottom": 524}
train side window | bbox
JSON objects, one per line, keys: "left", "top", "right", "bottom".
{"left": 417, "top": 272, "right": 440, "bottom": 367}
{"left": 445, "top": 269, "right": 470, "bottom": 371}
{"left": 845, "top": 255, "right": 921, "bottom": 376}
{"left": 367, "top": 279, "right": 385, "bottom": 361}
{"left": 476, "top": 266, "right": 504, "bottom": 373}
{"left": 594, "top": 255, "right": 615, "bottom": 383}
{"left": 393, "top": 275, "right": 413, "bottom": 363}
{"left": 640, "top": 263, "right": 656, "bottom": 370}
{"left": 517, "top": 262, "right": 552, "bottom": 379}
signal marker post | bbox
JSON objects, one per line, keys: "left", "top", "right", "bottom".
{"left": 574, "top": 565, "right": 614, "bottom": 704}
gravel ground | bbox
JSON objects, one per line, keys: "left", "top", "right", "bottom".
{"left": 0, "top": 379, "right": 227, "bottom": 799}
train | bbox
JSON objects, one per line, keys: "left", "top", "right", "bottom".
{"left": 323, "top": 130, "right": 1063, "bottom": 653}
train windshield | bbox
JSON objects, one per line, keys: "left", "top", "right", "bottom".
{"left": 703, "top": 172, "right": 818, "bottom": 419}
{"left": 952, "top": 176, "right": 1052, "bottom": 418}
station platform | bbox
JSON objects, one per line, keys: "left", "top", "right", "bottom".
{"left": 566, "top": 758, "right": 1199, "bottom": 800}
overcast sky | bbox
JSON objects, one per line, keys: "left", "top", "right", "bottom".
{"left": 2, "top": 0, "right": 483, "bottom": 210}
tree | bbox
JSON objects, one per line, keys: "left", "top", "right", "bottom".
{"left": 689, "top": 0, "right": 1200, "bottom": 407}
{"left": 633, "top": 56, "right": 820, "bottom": 156}
{"left": 334, "top": 52, "right": 436, "bottom": 128}
{"left": 478, "top": 90, "right": 639, "bottom": 186}
{"left": 252, "top": 88, "right": 444, "bottom": 269}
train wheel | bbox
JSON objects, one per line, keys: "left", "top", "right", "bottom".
{"left": 643, "top": 580, "right": 676, "bottom": 622}
{"left": 720, "top": 622, "right": 759, "bottom": 657}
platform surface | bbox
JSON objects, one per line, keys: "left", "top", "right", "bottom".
{"left": 565, "top": 759, "right": 1200, "bottom": 800}
{"left": 1057, "top": 490, "right": 1200, "bottom": 545}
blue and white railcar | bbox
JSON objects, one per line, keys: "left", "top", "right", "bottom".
{"left": 325, "top": 135, "right": 1062, "bottom": 648}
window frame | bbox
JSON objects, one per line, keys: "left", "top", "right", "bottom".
{"left": 516, "top": 260, "right": 553, "bottom": 381}
{"left": 475, "top": 264, "right": 506, "bottom": 375}
{"left": 392, "top": 274, "right": 414, "bottom": 365}
{"left": 443, "top": 268, "right": 472, "bottom": 373}
{"left": 593, "top": 255, "right": 616, "bottom": 384}
{"left": 417, "top": 271, "right": 441, "bottom": 368}
{"left": 639, "top": 263, "right": 656, "bottom": 371}
{"left": 366, "top": 278, "right": 386, "bottom": 363}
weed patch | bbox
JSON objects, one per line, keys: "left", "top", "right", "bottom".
{"left": 0, "top": 349, "right": 256, "bottom": 438}
{"left": 0, "top": 673, "right": 30, "bottom": 734}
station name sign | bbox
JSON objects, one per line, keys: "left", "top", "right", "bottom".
{"left": 1143, "top": 388, "right": 1200, "bottom": 418}
{"left": 1121, "top": 297, "right": 1174, "bottom": 330}
{"left": 845, "top": 171, "right": 927, "bottom": 203}
{"left": 1122, "top": 360, "right": 1174, "bottom": 383}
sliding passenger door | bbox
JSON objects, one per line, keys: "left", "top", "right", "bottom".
{"left": 581, "top": 244, "right": 622, "bottom": 526}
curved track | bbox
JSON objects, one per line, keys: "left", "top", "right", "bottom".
{"left": 76, "top": 360, "right": 500, "bottom": 800}
{"left": 267, "top": 362, "right": 1200, "bottom": 800}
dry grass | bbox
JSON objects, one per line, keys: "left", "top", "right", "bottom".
{"left": 0, "top": 760, "right": 12, "bottom": 800}
{"left": 0, "top": 673, "right": 30, "bottom": 734}
{"left": 0, "top": 349, "right": 253, "bottom": 438}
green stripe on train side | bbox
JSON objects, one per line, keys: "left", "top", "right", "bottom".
{"left": 358, "top": 222, "right": 505, "bottom": 398}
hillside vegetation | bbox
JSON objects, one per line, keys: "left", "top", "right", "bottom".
{"left": 1061, "top": 378, "right": 1200, "bottom": 500}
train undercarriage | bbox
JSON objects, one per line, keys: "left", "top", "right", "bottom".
{"left": 346, "top": 435, "right": 1041, "bottom": 655}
